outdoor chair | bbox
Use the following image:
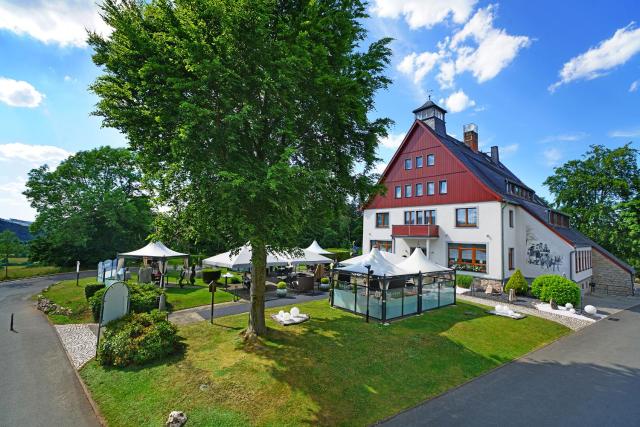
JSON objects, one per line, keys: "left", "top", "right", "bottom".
{"left": 295, "top": 275, "right": 315, "bottom": 293}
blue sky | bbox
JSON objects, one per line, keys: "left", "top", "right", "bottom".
{"left": 0, "top": 0, "right": 639, "bottom": 220}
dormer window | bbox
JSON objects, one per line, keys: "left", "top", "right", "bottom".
{"left": 549, "top": 211, "right": 570, "bottom": 228}
{"left": 506, "top": 181, "right": 533, "bottom": 201}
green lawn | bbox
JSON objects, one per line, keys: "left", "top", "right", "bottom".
{"left": 81, "top": 300, "right": 569, "bottom": 426}
{"left": 40, "top": 276, "right": 235, "bottom": 324}
{"left": 1, "top": 264, "right": 71, "bottom": 281}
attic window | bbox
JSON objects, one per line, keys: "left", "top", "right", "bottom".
{"left": 549, "top": 211, "right": 570, "bottom": 228}
{"left": 506, "top": 182, "right": 533, "bottom": 201}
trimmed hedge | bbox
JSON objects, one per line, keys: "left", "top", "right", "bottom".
{"left": 90, "top": 283, "right": 165, "bottom": 322}
{"left": 531, "top": 274, "right": 555, "bottom": 298}
{"left": 536, "top": 275, "right": 581, "bottom": 306}
{"left": 201, "top": 269, "right": 221, "bottom": 284}
{"left": 455, "top": 274, "right": 474, "bottom": 289}
{"left": 85, "top": 283, "right": 106, "bottom": 300}
{"left": 504, "top": 269, "right": 528, "bottom": 295}
{"left": 326, "top": 248, "right": 352, "bottom": 262}
{"left": 98, "top": 310, "right": 182, "bottom": 367}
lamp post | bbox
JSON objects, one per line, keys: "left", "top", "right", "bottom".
{"left": 209, "top": 280, "right": 216, "bottom": 324}
{"left": 222, "top": 272, "right": 234, "bottom": 301}
{"left": 365, "top": 265, "right": 372, "bottom": 323}
{"left": 75, "top": 260, "right": 80, "bottom": 286}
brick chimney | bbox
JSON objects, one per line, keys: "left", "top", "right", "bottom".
{"left": 490, "top": 146, "right": 500, "bottom": 163}
{"left": 463, "top": 123, "right": 478, "bottom": 152}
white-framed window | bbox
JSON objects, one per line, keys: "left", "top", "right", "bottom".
{"left": 404, "top": 158, "right": 412, "bottom": 170}
{"left": 415, "top": 183, "right": 424, "bottom": 196}
{"left": 404, "top": 184, "right": 412, "bottom": 198}
{"left": 416, "top": 156, "right": 423, "bottom": 168}
{"left": 427, "top": 181, "right": 435, "bottom": 195}
{"left": 426, "top": 154, "right": 435, "bottom": 166}
{"left": 439, "top": 180, "right": 448, "bottom": 194}
{"left": 395, "top": 186, "right": 401, "bottom": 198}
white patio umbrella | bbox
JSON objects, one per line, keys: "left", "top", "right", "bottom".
{"left": 397, "top": 248, "right": 451, "bottom": 275}
{"left": 336, "top": 248, "right": 409, "bottom": 277}
{"left": 305, "top": 240, "right": 333, "bottom": 255}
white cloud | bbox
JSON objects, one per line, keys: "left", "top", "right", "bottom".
{"left": 540, "top": 132, "right": 589, "bottom": 143}
{"left": 630, "top": 80, "right": 639, "bottom": 92}
{"left": 371, "top": 0, "right": 477, "bottom": 29}
{"left": 609, "top": 129, "right": 640, "bottom": 138}
{"left": 0, "top": 178, "right": 36, "bottom": 220}
{"left": 0, "top": 77, "right": 44, "bottom": 108}
{"left": 543, "top": 148, "right": 563, "bottom": 167}
{"left": 396, "top": 5, "right": 531, "bottom": 89}
{"left": 0, "top": 142, "right": 72, "bottom": 166}
{"left": 499, "top": 143, "right": 519, "bottom": 156}
{"left": 549, "top": 23, "right": 640, "bottom": 92}
{"left": 379, "top": 133, "right": 406, "bottom": 149}
{"left": 440, "top": 90, "right": 476, "bottom": 113}
{"left": 0, "top": 0, "right": 111, "bottom": 48}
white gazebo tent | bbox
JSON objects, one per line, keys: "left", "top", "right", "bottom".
{"left": 119, "top": 241, "right": 189, "bottom": 287}
{"left": 286, "top": 248, "right": 332, "bottom": 266}
{"left": 336, "top": 248, "right": 409, "bottom": 277}
{"left": 339, "top": 249, "right": 406, "bottom": 266}
{"left": 202, "top": 244, "right": 290, "bottom": 270}
{"left": 305, "top": 240, "right": 333, "bottom": 256}
{"left": 398, "top": 248, "right": 451, "bottom": 275}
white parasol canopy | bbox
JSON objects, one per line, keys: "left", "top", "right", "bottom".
{"left": 340, "top": 249, "right": 406, "bottom": 266}
{"left": 119, "top": 241, "right": 188, "bottom": 259}
{"left": 202, "top": 244, "right": 332, "bottom": 270}
{"left": 336, "top": 248, "right": 409, "bottom": 277}
{"left": 305, "top": 240, "right": 333, "bottom": 255}
{"left": 397, "top": 248, "right": 451, "bottom": 274}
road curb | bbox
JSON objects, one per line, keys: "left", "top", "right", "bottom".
{"left": 39, "top": 308, "right": 106, "bottom": 427}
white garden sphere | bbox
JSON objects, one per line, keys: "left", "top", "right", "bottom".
{"left": 565, "top": 303, "right": 573, "bottom": 309}
{"left": 283, "top": 312, "right": 292, "bottom": 321}
{"left": 291, "top": 307, "right": 300, "bottom": 317}
{"left": 584, "top": 305, "right": 597, "bottom": 315}
{"left": 495, "top": 305, "right": 503, "bottom": 313}
{"left": 278, "top": 310, "right": 285, "bottom": 318}
{"left": 569, "top": 308, "right": 576, "bottom": 314}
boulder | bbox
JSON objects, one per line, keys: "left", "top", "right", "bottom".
{"left": 484, "top": 285, "right": 494, "bottom": 295}
{"left": 166, "top": 411, "right": 187, "bottom": 427}
{"left": 584, "top": 305, "right": 597, "bottom": 315}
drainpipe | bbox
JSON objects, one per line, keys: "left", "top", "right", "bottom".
{"left": 569, "top": 249, "right": 575, "bottom": 281}
{"left": 500, "top": 202, "right": 506, "bottom": 287}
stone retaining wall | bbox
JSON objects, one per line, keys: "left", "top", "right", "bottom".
{"left": 591, "top": 250, "right": 633, "bottom": 295}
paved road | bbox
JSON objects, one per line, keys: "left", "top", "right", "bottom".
{"left": 0, "top": 272, "right": 100, "bottom": 427}
{"left": 381, "top": 302, "right": 640, "bottom": 427}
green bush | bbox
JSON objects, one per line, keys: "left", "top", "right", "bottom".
{"left": 98, "top": 310, "right": 182, "bottom": 367}
{"left": 538, "top": 275, "right": 581, "bottom": 306}
{"left": 455, "top": 274, "right": 473, "bottom": 289}
{"left": 277, "top": 281, "right": 287, "bottom": 290}
{"left": 320, "top": 277, "right": 330, "bottom": 284}
{"left": 90, "top": 283, "right": 165, "bottom": 322}
{"left": 85, "top": 283, "right": 106, "bottom": 300}
{"left": 531, "top": 274, "right": 555, "bottom": 298}
{"left": 230, "top": 276, "right": 241, "bottom": 284}
{"left": 504, "top": 269, "right": 529, "bottom": 295}
{"left": 201, "top": 269, "right": 221, "bottom": 284}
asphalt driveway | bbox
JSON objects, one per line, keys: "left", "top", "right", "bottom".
{"left": 380, "top": 302, "right": 640, "bottom": 427}
{"left": 0, "top": 272, "right": 100, "bottom": 427}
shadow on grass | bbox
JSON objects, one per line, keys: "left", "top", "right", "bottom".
{"left": 239, "top": 302, "right": 529, "bottom": 425}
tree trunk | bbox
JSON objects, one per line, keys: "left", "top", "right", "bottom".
{"left": 245, "top": 240, "right": 267, "bottom": 340}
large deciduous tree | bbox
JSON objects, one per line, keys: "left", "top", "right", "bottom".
{"left": 24, "top": 146, "right": 153, "bottom": 266}
{"left": 544, "top": 144, "right": 640, "bottom": 269}
{"left": 89, "top": 0, "right": 391, "bottom": 338}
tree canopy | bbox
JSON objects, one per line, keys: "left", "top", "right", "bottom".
{"left": 544, "top": 143, "right": 640, "bottom": 269}
{"left": 24, "top": 146, "right": 153, "bottom": 266}
{"left": 89, "top": 0, "right": 392, "bottom": 337}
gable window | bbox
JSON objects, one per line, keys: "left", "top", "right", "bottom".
{"left": 405, "top": 184, "right": 412, "bottom": 198}
{"left": 425, "top": 210, "right": 436, "bottom": 225}
{"left": 371, "top": 240, "right": 392, "bottom": 252}
{"left": 456, "top": 207, "right": 478, "bottom": 227}
{"left": 404, "top": 158, "right": 412, "bottom": 170}
{"left": 415, "top": 183, "right": 424, "bottom": 196}
{"left": 416, "top": 156, "right": 423, "bottom": 168}
{"left": 395, "top": 186, "right": 401, "bottom": 199}
{"left": 427, "top": 181, "right": 435, "bottom": 195}
{"left": 439, "top": 180, "right": 448, "bottom": 194}
{"left": 404, "top": 211, "right": 416, "bottom": 225}
{"left": 509, "top": 210, "right": 514, "bottom": 228}
{"left": 508, "top": 248, "right": 515, "bottom": 270}
{"left": 426, "top": 154, "right": 435, "bottom": 166}
{"left": 376, "top": 212, "right": 389, "bottom": 228}
{"left": 448, "top": 243, "right": 486, "bottom": 272}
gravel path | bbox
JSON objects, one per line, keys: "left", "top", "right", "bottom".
{"left": 54, "top": 324, "right": 98, "bottom": 369}
{"left": 458, "top": 294, "right": 591, "bottom": 330}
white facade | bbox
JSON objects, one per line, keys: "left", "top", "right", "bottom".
{"left": 363, "top": 201, "right": 593, "bottom": 284}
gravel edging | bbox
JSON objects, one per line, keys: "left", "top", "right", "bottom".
{"left": 458, "top": 294, "right": 591, "bottom": 330}
{"left": 54, "top": 324, "right": 98, "bottom": 369}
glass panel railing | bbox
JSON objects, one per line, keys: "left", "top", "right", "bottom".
{"left": 439, "top": 280, "right": 455, "bottom": 306}
{"left": 386, "top": 288, "right": 404, "bottom": 319}
{"left": 333, "top": 282, "right": 356, "bottom": 312}
{"left": 422, "top": 283, "right": 439, "bottom": 311}
{"left": 404, "top": 285, "right": 418, "bottom": 315}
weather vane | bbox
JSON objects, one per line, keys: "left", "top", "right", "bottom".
{"left": 426, "top": 88, "right": 433, "bottom": 100}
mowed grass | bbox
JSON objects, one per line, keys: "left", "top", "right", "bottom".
{"left": 1, "top": 264, "right": 70, "bottom": 281}
{"left": 40, "top": 276, "right": 235, "bottom": 324}
{"left": 81, "top": 300, "right": 569, "bottom": 426}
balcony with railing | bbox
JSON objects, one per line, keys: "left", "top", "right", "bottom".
{"left": 391, "top": 224, "right": 439, "bottom": 238}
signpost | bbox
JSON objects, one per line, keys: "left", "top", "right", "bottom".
{"left": 96, "top": 281, "right": 130, "bottom": 352}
